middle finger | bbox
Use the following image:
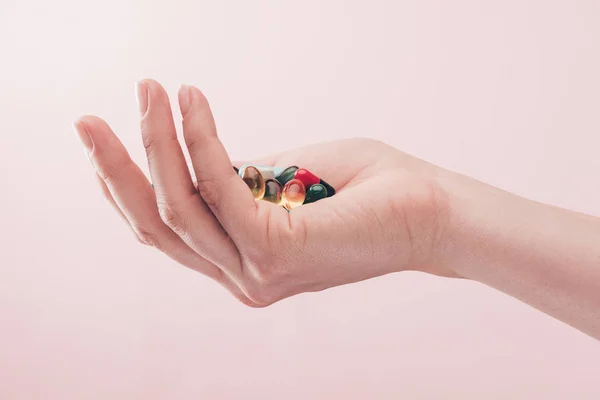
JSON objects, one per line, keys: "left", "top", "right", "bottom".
{"left": 136, "top": 79, "right": 241, "bottom": 273}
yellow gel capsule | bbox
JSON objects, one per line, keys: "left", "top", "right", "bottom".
{"left": 281, "top": 179, "right": 306, "bottom": 210}
{"left": 263, "top": 179, "right": 283, "bottom": 205}
{"left": 242, "top": 166, "right": 265, "bottom": 200}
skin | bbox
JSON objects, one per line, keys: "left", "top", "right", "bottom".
{"left": 74, "top": 79, "right": 600, "bottom": 340}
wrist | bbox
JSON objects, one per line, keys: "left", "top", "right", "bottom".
{"left": 432, "top": 170, "right": 523, "bottom": 280}
{"left": 435, "top": 169, "right": 600, "bottom": 285}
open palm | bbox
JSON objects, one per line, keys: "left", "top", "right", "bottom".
{"left": 75, "top": 79, "right": 452, "bottom": 307}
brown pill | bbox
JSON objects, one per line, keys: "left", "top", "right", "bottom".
{"left": 242, "top": 166, "right": 266, "bottom": 200}
{"left": 263, "top": 179, "right": 283, "bottom": 205}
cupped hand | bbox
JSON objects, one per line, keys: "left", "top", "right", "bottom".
{"left": 74, "top": 79, "right": 457, "bottom": 307}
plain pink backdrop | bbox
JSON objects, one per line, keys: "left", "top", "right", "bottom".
{"left": 1, "top": 0, "right": 599, "bottom": 398}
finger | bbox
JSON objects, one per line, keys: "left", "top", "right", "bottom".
{"left": 87, "top": 133, "right": 255, "bottom": 303}
{"left": 137, "top": 80, "right": 241, "bottom": 272}
{"left": 178, "top": 85, "right": 260, "bottom": 241}
{"left": 93, "top": 171, "right": 192, "bottom": 258}
{"left": 73, "top": 115, "right": 223, "bottom": 281}
{"left": 92, "top": 171, "right": 162, "bottom": 247}
{"left": 94, "top": 171, "right": 128, "bottom": 223}
{"left": 135, "top": 79, "right": 197, "bottom": 202}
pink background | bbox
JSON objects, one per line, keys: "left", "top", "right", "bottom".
{"left": 1, "top": 0, "right": 599, "bottom": 398}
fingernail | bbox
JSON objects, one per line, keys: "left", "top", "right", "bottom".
{"left": 179, "top": 84, "right": 192, "bottom": 117}
{"left": 135, "top": 81, "right": 149, "bottom": 115}
{"left": 73, "top": 121, "right": 93, "bottom": 159}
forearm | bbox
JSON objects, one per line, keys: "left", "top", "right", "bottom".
{"left": 440, "top": 172, "right": 600, "bottom": 339}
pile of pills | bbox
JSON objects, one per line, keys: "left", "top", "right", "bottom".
{"left": 235, "top": 164, "right": 335, "bottom": 210}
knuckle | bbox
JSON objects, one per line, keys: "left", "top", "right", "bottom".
{"left": 96, "top": 165, "right": 117, "bottom": 183}
{"left": 158, "top": 196, "right": 197, "bottom": 236}
{"left": 183, "top": 134, "right": 198, "bottom": 153}
{"left": 183, "top": 129, "right": 219, "bottom": 160}
{"left": 158, "top": 204, "right": 180, "bottom": 230}
{"left": 96, "top": 153, "right": 132, "bottom": 185}
{"left": 142, "top": 134, "right": 179, "bottom": 161}
{"left": 141, "top": 126, "right": 157, "bottom": 152}
{"left": 196, "top": 175, "right": 223, "bottom": 210}
{"left": 133, "top": 226, "right": 161, "bottom": 249}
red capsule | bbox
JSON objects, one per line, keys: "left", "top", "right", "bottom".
{"left": 293, "top": 168, "right": 320, "bottom": 188}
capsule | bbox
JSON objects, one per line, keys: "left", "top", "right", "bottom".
{"left": 275, "top": 166, "right": 299, "bottom": 186}
{"left": 304, "top": 183, "right": 328, "bottom": 204}
{"left": 242, "top": 166, "right": 265, "bottom": 200}
{"left": 319, "top": 178, "right": 336, "bottom": 197}
{"left": 281, "top": 179, "right": 306, "bottom": 210}
{"left": 238, "top": 164, "right": 283, "bottom": 180}
{"left": 294, "top": 168, "right": 320, "bottom": 189}
{"left": 263, "top": 179, "right": 283, "bottom": 205}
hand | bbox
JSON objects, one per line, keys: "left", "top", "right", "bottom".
{"left": 74, "top": 79, "right": 457, "bottom": 307}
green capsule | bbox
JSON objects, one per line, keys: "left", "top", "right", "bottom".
{"left": 263, "top": 179, "right": 283, "bottom": 205}
{"left": 304, "top": 183, "right": 328, "bottom": 204}
{"left": 275, "top": 166, "right": 299, "bottom": 186}
{"left": 319, "top": 179, "right": 336, "bottom": 197}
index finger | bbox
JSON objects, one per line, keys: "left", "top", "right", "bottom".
{"left": 178, "top": 85, "right": 261, "bottom": 241}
